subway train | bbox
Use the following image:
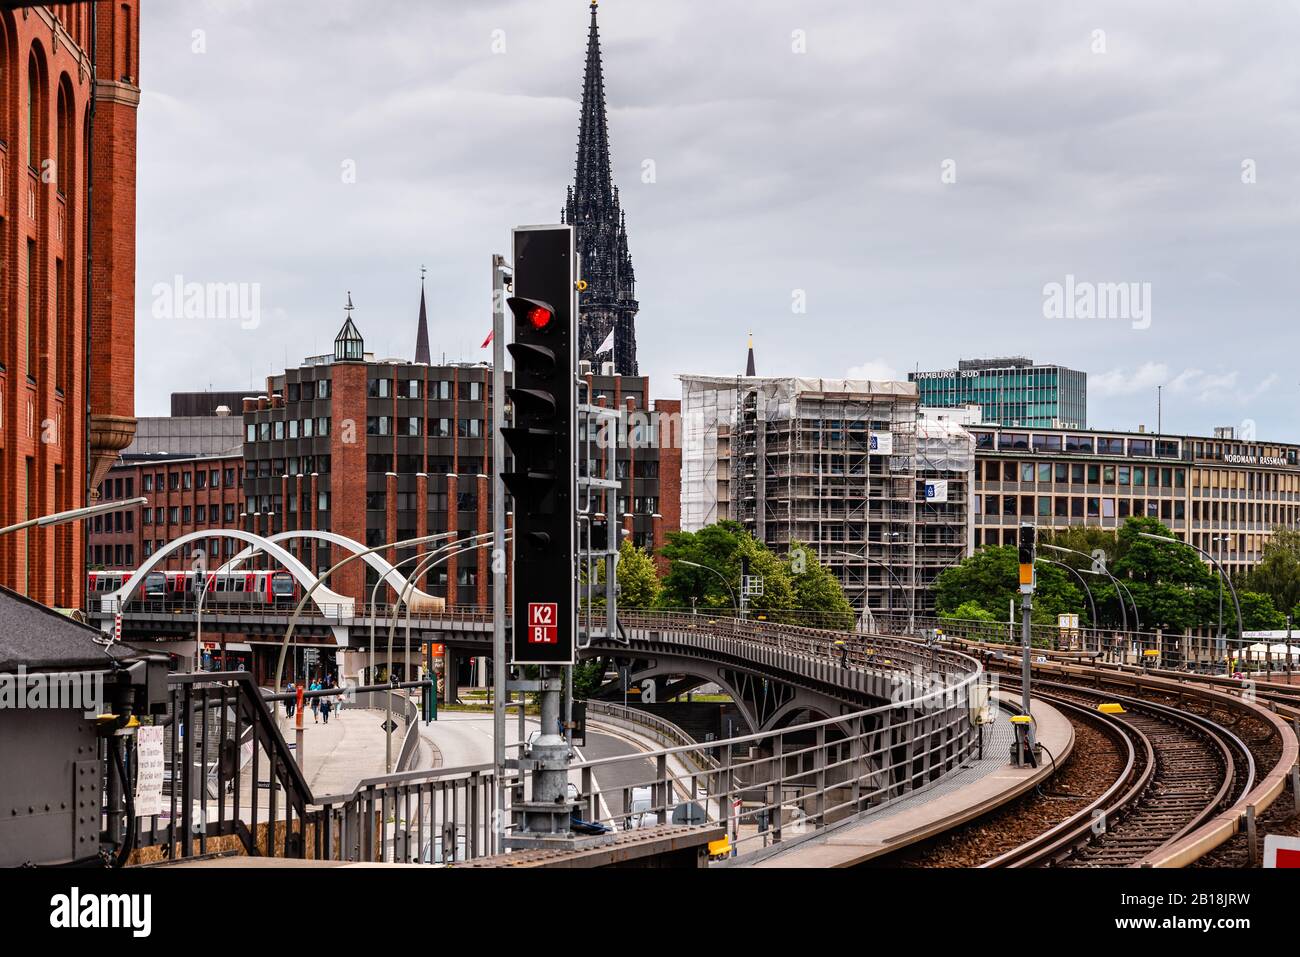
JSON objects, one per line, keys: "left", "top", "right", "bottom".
{"left": 87, "top": 569, "right": 299, "bottom": 607}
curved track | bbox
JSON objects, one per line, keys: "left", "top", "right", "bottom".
{"left": 991, "top": 682, "right": 1249, "bottom": 867}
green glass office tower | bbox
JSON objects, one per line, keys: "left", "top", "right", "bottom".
{"left": 909, "top": 358, "right": 1086, "bottom": 429}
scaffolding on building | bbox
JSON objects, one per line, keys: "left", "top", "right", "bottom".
{"left": 681, "top": 376, "right": 972, "bottom": 622}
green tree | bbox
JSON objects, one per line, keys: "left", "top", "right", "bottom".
{"left": 944, "top": 600, "right": 996, "bottom": 623}
{"left": 1106, "top": 517, "right": 1217, "bottom": 632}
{"left": 658, "top": 522, "right": 794, "bottom": 615}
{"left": 1242, "top": 529, "right": 1300, "bottom": 616}
{"left": 785, "top": 540, "right": 854, "bottom": 628}
{"left": 1238, "top": 591, "right": 1287, "bottom": 631}
{"left": 933, "top": 546, "right": 1085, "bottom": 626}
{"left": 590, "top": 540, "right": 662, "bottom": 609}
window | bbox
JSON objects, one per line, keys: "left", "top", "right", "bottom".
{"left": 183, "top": 472, "right": 193, "bottom": 490}
{"left": 224, "top": 468, "right": 236, "bottom": 486}
{"left": 1097, "top": 437, "right": 1125, "bottom": 455}
{"left": 247, "top": 423, "right": 257, "bottom": 442}
{"left": 368, "top": 377, "right": 390, "bottom": 398}
{"left": 406, "top": 380, "right": 420, "bottom": 399}
{"left": 457, "top": 418, "right": 481, "bottom": 438}
{"left": 406, "top": 417, "right": 420, "bottom": 436}
{"left": 24, "top": 240, "right": 35, "bottom": 376}
{"left": 1037, "top": 496, "right": 1050, "bottom": 517}
{"left": 196, "top": 471, "right": 207, "bottom": 489}
{"left": 1021, "top": 463, "right": 1034, "bottom": 483}
{"left": 224, "top": 504, "right": 236, "bottom": 523}
{"left": 367, "top": 416, "right": 390, "bottom": 436}
{"left": 274, "top": 420, "right": 284, "bottom": 440}
{"left": 196, "top": 505, "right": 206, "bottom": 522}
{"left": 259, "top": 422, "right": 271, "bottom": 441}
{"left": 143, "top": 508, "right": 152, "bottom": 525}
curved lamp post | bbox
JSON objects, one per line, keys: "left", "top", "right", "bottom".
{"left": 1037, "top": 557, "right": 1098, "bottom": 632}
{"left": 1040, "top": 543, "right": 1130, "bottom": 634}
{"left": 1138, "top": 531, "right": 1243, "bottom": 659}
{"left": 273, "top": 531, "right": 458, "bottom": 693}
{"left": 678, "top": 559, "right": 738, "bottom": 617}
{"left": 383, "top": 532, "right": 500, "bottom": 771}
{"left": 835, "top": 549, "right": 913, "bottom": 634}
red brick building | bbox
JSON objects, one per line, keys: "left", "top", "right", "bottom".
{"left": 241, "top": 308, "right": 681, "bottom": 609}
{"left": 89, "top": 453, "right": 246, "bottom": 572}
{"left": 0, "top": 3, "right": 139, "bottom": 607}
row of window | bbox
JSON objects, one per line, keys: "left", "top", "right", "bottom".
{"left": 246, "top": 456, "right": 332, "bottom": 479}
{"left": 139, "top": 466, "right": 240, "bottom": 493}
{"left": 975, "top": 433, "right": 1181, "bottom": 458}
{"left": 976, "top": 460, "right": 1187, "bottom": 488}
{"left": 975, "top": 494, "right": 1184, "bottom": 521}
{"left": 142, "top": 504, "right": 239, "bottom": 526}
{"left": 248, "top": 418, "right": 332, "bottom": 442}
{"left": 365, "top": 416, "right": 485, "bottom": 438}
{"left": 366, "top": 378, "right": 484, "bottom": 401}
{"left": 285, "top": 379, "right": 332, "bottom": 402}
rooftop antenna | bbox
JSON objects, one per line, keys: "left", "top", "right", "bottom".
{"left": 1157, "top": 385, "right": 1163, "bottom": 435}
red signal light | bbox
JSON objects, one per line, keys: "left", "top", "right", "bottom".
{"left": 526, "top": 306, "right": 553, "bottom": 330}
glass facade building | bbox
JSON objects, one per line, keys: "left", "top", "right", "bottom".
{"left": 909, "top": 358, "right": 1087, "bottom": 429}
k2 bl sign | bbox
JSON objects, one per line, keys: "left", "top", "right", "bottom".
{"left": 528, "top": 602, "right": 558, "bottom": 644}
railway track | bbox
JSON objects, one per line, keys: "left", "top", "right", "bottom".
{"left": 987, "top": 681, "right": 1248, "bottom": 867}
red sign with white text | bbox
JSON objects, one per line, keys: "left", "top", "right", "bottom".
{"left": 528, "top": 603, "right": 558, "bottom": 644}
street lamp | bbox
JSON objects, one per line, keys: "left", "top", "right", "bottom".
{"left": 1039, "top": 543, "right": 1133, "bottom": 633}
{"left": 0, "top": 496, "right": 148, "bottom": 538}
{"left": 1037, "top": 557, "right": 1098, "bottom": 635}
{"left": 1138, "top": 531, "right": 1244, "bottom": 662}
{"left": 834, "top": 549, "right": 913, "bottom": 634}
{"left": 677, "top": 559, "right": 737, "bottom": 617}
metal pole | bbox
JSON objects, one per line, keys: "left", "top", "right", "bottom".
{"left": 1021, "top": 588, "right": 1034, "bottom": 750}
{"left": 491, "top": 253, "right": 509, "bottom": 850}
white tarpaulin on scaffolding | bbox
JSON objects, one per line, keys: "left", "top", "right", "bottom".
{"left": 678, "top": 375, "right": 924, "bottom": 531}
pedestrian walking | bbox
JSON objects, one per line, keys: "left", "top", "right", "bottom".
{"left": 284, "top": 681, "right": 296, "bottom": 718}
{"left": 320, "top": 685, "right": 334, "bottom": 724}
{"left": 309, "top": 678, "right": 322, "bottom": 723}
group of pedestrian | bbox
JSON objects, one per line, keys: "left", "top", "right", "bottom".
{"left": 284, "top": 675, "right": 337, "bottom": 724}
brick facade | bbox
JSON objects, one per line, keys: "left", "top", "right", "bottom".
{"left": 87, "top": 453, "right": 245, "bottom": 573}
{"left": 0, "top": 4, "right": 138, "bottom": 608}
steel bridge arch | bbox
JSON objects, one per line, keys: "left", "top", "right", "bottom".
{"left": 599, "top": 654, "right": 869, "bottom": 734}
{"left": 98, "top": 530, "right": 355, "bottom": 621}
{"left": 220, "top": 530, "right": 444, "bottom": 612}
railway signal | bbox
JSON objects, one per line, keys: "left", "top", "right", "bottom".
{"left": 1015, "top": 523, "right": 1038, "bottom": 766}
{"left": 501, "top": 225, "right": 578, "bottom": 666}
{"left": 498, "top": 225, "right": 580, "bottom": 847}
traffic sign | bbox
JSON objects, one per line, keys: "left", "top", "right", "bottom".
{"left": 1264, "top": 834, "right": 1300, "bottom": 868}
{"left": 527, "top": 602, "right": 558, "bottom": 644}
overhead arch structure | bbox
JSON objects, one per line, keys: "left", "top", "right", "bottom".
{"left": 98, "top": 530, "right": 355, "bottom": 622}
{"left": 220, "top": 530, "right": 445, "bottom": 613}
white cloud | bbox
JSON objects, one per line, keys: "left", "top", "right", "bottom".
{"left": 1093, "top": 364, "right": 1276, "bottom": 405}
{"left": 846, "top": 359, "right": 902, "bottom": 381}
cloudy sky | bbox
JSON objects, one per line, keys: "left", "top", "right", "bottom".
{"left": 137, "top": 1, "right": 1300, "bottom": 440}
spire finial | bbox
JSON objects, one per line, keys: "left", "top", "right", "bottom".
{"left": 345, "top": 291, "right": 354, "bottom": 315}
{"left": 420, "top": 264, "right": 427, "bottom": 283}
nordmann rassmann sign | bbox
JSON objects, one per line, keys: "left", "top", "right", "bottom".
{"left": 1222, "top": 453, "right": 1289, "bottom": 467}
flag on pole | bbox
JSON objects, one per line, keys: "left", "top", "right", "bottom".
{"left": 594, "top": 328, "right": 615, "bottom": 355}
{"left": 480, "top": 329, "right": 493, "bottom": 349}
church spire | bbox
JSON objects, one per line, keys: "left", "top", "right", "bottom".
{"left": 745, "top": 332, "right": 756, "bottom": 377}
{"left": 564, "top": 1, "right": 640, "bottom": 374}
{"left": 414, "top": 266, "right": 431, "bottom": 365}
{"left": 574, "top": 1, "right": 613, "bottom": 211}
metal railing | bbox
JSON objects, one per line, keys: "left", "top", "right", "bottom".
{"left": 108, "top": 613, "right": 985, "bottom": 867}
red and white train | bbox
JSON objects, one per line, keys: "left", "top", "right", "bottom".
{"left": 88, "top": 569, "right": 299, "bottom": 606}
